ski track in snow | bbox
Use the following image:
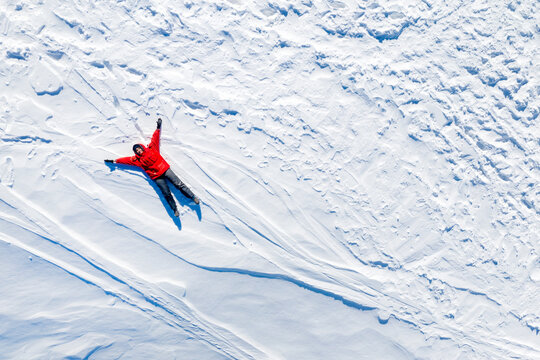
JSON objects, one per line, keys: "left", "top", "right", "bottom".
{"left": 1, "top": 0, "right": 539, "bottom": 359}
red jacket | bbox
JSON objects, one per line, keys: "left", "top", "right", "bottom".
{"left": 115, "top": 129, "right": 170, "bottom": 180}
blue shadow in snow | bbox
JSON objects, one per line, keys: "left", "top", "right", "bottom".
{"left": 106, "top": 163, "right": 202, "bottom": 229}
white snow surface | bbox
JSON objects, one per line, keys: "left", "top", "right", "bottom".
{"left": 1, "top": 0, "right": 539, "bottom": 359}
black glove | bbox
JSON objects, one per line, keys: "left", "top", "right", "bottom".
{"left": 157, "top": 118, "right": 162, "bottom": 129}
{"left": 104, "top": 159, "right": 114, "bottom": 163}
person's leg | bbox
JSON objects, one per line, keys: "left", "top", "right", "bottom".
{"left": 154, "top": 177, "right": 178, "bottom": 212}
{"left": 164, "top": 169, "right": 197, "bottom": 200}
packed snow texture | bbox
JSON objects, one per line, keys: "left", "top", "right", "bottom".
{"left": 1, "top": 0, "right": 539, "bottom": 359}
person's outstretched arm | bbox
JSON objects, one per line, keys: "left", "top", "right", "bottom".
{"left": 114, "top": 156, "right": 138, "bottom": 166}
{"left": 148, "top": 118, "right": 162, "bottom": 152}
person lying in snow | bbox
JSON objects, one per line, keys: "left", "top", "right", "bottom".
{"left": 105, "top": 118, "right": 200, "bottom": 217}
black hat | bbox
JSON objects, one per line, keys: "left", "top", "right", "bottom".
{"left": 133, "top": 144, "right": 144, "bottom": 154}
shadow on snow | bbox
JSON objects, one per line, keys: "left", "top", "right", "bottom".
{"left": 107, "top": 163, "right": 202, "bottom": 230}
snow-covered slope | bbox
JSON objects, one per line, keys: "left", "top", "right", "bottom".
{"left": 1, "top": 0, "right": 538, "bottom": 359}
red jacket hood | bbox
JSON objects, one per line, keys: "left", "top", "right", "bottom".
{"left": 133, "top": 143, "right": 147, "bottom": 156}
